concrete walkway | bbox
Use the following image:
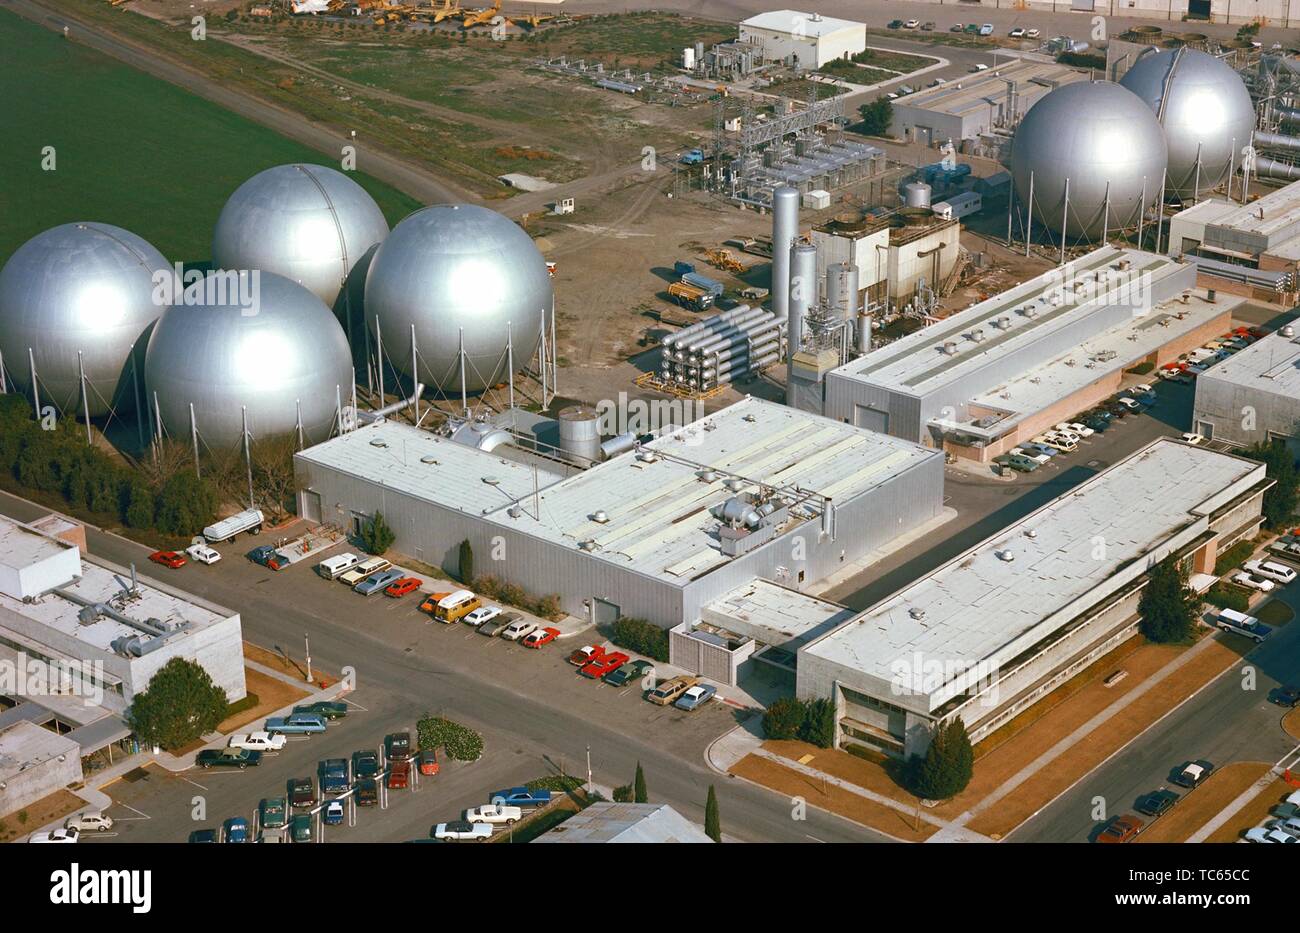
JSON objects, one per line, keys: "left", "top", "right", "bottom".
{"left": 1187, "top": 744, "right": 1300, "bottom": 843}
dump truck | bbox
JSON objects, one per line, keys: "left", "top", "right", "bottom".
{"left": 681, "top": 271, "right": 724, "bottom": 297}
{"left": 667, "top": 281, "right": 715, "bottom": 312}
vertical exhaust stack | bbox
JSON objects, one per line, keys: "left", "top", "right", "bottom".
{"left": 771, "top": 186, "right": 799, "bottom": 325}
{"left": 788, "top": 242, "right": 818, "bottom": 362}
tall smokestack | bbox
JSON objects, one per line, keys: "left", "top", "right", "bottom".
{"left": 788, "top": 241, "right": 817, "bottom": 370}
{"left": 771, "top": 186, "right": 799, "bottom": 324}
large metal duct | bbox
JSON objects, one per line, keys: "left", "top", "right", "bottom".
{"left": 365, "top": 204, "right": 551, "bottom": 394}
{"left": 788, "top": 242, "right": 818, "bottom": 357}
{"left": 1254, "top": 154, "right": 1300, "bottom": 181}
{"left": 211, "top": 164, "right": 389, "bottom": 322}
{"left": 0, "top": 223, "right": 169, "bottom": 417}
{"left": 144, "top": 271, "right": 351, "bottom": 448}
{"left": 1254, "top": 130, "right": 1300, "bottom": 153}
{"left": 1120, "top": 49, "right": 1255, "bottom": 199}
{"left": 557, "top": 405, "right": 601, "bottom": 463}
{"left": 661, "top": 305, "right": 750, "bottom": 349}
{"left": 771, "top": 187, "right": 799, "bottom": 322}
{"left": 1011, "top": 81, "right": 1168, "bottom": 239}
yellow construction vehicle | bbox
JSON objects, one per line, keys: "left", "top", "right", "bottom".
{"left": 704, "top": 248, "right": 745, "bottom": 274}
{"left": 459, "top": 0, "right": 501, "bottom": 28}
{"left": 514, "top": 7, "right": 554, "bottom": 28}
{"left": 430, "top": 0, "right": 462, "bottom": 22}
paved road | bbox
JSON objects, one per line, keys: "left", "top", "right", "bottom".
{"left": 0, "top": 489, "right": 887, "bottom": 844}
{"left": 1012, "top": 584, "right": 1300, "bottom": 842}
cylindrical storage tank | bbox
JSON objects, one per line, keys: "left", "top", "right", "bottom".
{"left": 771, "top": 187, "right": 799, "bottom": 321}
{"left": 211, "top": 164, "right": 389, "bottom": 322}
{"left": 904, "top": 181, "right": 932, "bottom": 209}
{"left": 1119, "top": 50, "right": 1255, "bottom": 199}
{"left": 600, "top": 432, "right": 636, "bottom": 460}
{"left": 825, "top": 262, "right": 859, "bottom": 321}
{"left": 0, "top": 222, "right": 170, "bottom": 417}
{"left": 558, "top": 405, "right": 601, "bottom": 464}
{"left": 683, "top": 47, "right": 696, "bottom": 69}
{"left": 789, "top": 242, "right": 818, "bottom": 355}
{"left": 144, "top": 272, "right": 351, "bottom": 448}
{"left": 1010, "top": 81, "right": 1168, "bottom": 239}
{"left": 366, "top": 204, "right": 552, "bottom": 394}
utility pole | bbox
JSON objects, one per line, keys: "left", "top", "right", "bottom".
{"left": 586, "top": 745, "right": 593, "bottom": 795}
{"left": 305, "top": 633, "right": 313, "bottom": 684}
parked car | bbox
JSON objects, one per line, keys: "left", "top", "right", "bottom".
{"left": 1010, "top": 448, "right": 1051, "bottom": 466}
{"left": 580, "top": 651, "right": 630, "bottom": 679}
{"left": 385, "top": 731, "right": 412, "bottom": 761}
{"left": 290, "top": 777, "right": 318, "bottom": 809}
{"left": 229, "top": 731, "right": 287, "bottom": 752}
{"left": 465, "top": 804, "right": 522, "bottom": 824}
{"left": 522, "top": 626, "right": 560, "bottom": 648}
{"left": 293, "top": 701, "right": 348, "bottom": 721}
{"left": 317, "top": 552, "right": 361, "bottom": 580}
{"left": 290, "top": 813, "right": 313, "bottom": 843}
{"left": 648, "top": 675, "right": 700, "bottom": 706}
{"left": 353, "top": 749, "right": 381, "bottom": 779}
{"left": 950, "top": 23, "right": 965, "bottom": 33}
{"left": 978, "top": 23, "right": 994, "bottom": 35}
{"left": 1009, "top": 26, "right": 1025, "bottom": 37}
{"left": 149, "top": 550, "right": 186, "bottom": 569}
{"left": 246, "top": 545, "right": 285, "bottom": 569}
{"left": 674, "top": 683, "right": 718, "bottom": 711}
{"left": 463, "top": 605, "right": 501, "bottom": 627}
{"left": 1245, "top": 559, "right": 1297, "bottom": 585}
{"left": 384, "top": 577, "right": 422, "bottom": 598}
{"left": 501, "top": 618, "right": 538, "bottom": 642}
{"left": 887, "top": 19, "right": 904, "bottom": 29}
{"left": 1025, "top": 28, "right": 1040, "bottom": 37}
{"left": 1246, "top": 826, "right": 1297, "bottom": 843}
{"left": 185, "top": 543, "right": 221, "bottom": 565}
{"left": 489, "top": 786, "right": 553, "bottom": 808}
{"left": 323, "top": 800, "right": 344, "bottom": 826}
{"left": 604, "top": 658, "right": 655, "bottom": 687}
{"left": 1232, "top": 571, "right": 1275, "bottom": 593}
{"left": 29, "top": 827, "right": 79, "bottom": 844}
{"left": 903, "top": 19, "right": 919, "bottom": 28}
{"left": 196, "top": 748, "right": 262, "bottom": 770}
{"left": 338, "top": 556, "right": 391, "bottom": 587}
{"left": 187, "top": 829, "right": 217, "bottom": 844}
{"left": 64, "top": 812, "right": 113, "bottom": 833}
{"left": 478, "top": 613, "right": 517, "bottom": 637}
{"left": 1134, "top": 789, "right": 1179, "bottom": 818}
{"left": 265, "top": 713, "right": 327, "bottom": 736}
{"left": 569, "top": 645, "right": 606, "bottom": 666}
{"left": 320, "top": 758, "right": 350, "bottom": 794}
{"left": 1215, "top": 608, "right": 1271, "bottom": 642}
{"left": 1021, "top": 442, "right": 1060, "bottom": 458}
{"left": 1096, "top": 814, "right": 1143, "bottom": 843}
{"left": 223, "top": 817, "right": 250, "bottom": 844}
{"left": 387, "top": 760, "right": 411, "bottom": 790}
{"left": 1180, "top": 433, "right": 1205, "bottom": 445}
{"left": 259, "top": 797, "right": 287, "bottom": 829}
{"left": 921, "top": 21, "right": 935, "bottom": 31}
{"left": 1037, "top": 433, "right": 1077, "bottom": 452}
{"left": 1268, "top": 685, "right": 1300, "bottom": 708}
{"left": 417, "top": 748, "right": 440, "bottom": 776}
{"left": 432, "top": 820, "right": 492, "bottom": 842}
{"left": 355, "top": 778, "right": 379, "bottom": 807}
{"left": 1057, "top": 421, "right": 1094, "bottom": 438}
{"left": 355, "top": 568, "right": 405, "bottom": 596}
{"left": 1173, "top": 760, "right": 1214, "bottom": 788}
{"left": 995, "top": 453, "right": 1040, "bottom": 474}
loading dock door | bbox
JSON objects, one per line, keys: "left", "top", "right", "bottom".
{"left": 300, "top": 489, "right": 322, "bottom": 523}
{"left": 1188, "top": 0, "right": 1210, "bottom": 18}
{"left": 1070, "top": 0, "right": 1095, "bottom": 10}
{"left": 592, "top": 598, "right": 621, "bottom": 625}
{"left": 854, "top": 404, "right": 889, "bottom": 434}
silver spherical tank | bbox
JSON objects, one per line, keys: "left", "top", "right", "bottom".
{"left": 0, "top": 222, "right": 170, "bottom": 417}
{"left": 211, "top": 164, "right": 389, "bottom": 319}
{"left": 1011, "top": 82, "right": 1168, "bottom": 239}
{"left": 365, "top": 204, "right": 552, "bottom": 394}
{"left": 144, "top": 271, "right": 351, "bottom": 448}
{"left": 1120, "top": 49, "right": 1256, "bottom": 199}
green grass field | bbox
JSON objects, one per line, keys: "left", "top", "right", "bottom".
{"left": 0, "top": 8, "right": 421, "bottom": 264}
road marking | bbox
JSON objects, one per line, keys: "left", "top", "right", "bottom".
{"left": 112, "top": 804, "right": 151, "bottom": 821}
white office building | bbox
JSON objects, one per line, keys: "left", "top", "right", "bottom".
{"left": 737, "top": 10, "right": 866, "bottom": 69}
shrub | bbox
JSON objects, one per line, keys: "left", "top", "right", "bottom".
{"left": 1214, "top": 539, "right": 1257, "bottom": 575}
{"left": 608, "top": 617, "right": 670, "bottom": 662}
{"left": 1129, "top": 361, "right": 1155, "bottom": 375}
{"left": 1206, "top": 582, "right": 1250, "bottom": 612}
{"left": 1057, "top": 51, "right": 1105, "bottom": 69}
{"left": 798, "top": 697, "right": 837, "bottom": 748}
{"left": 416, "top": 714, "right": 483, "bottom": 761}
{"left": 762, "top": 697, "right": 807, "bottom": 740}
{"left": 458, "top": 539, "right": 474, "bottom": 584}
{"left": 704, "top": 785, "right": 721, "bottom": 842}
{"left": 857, "top": 97, "right": 893, "bottom": 136}
{"left": 154, "top": 472, "right": 219, "bottom": 537}
{"left": 908, "top": 718, "right": 974, "bottom": 800}
{"left": 612, "top": 784, "right": 634, "bottom": 803}
{"left": 127, "top": 657, "right": 230, "bottom": 750}
{"left": 124, "top": 479, "right": 155, "bottom": 529}
{"left": 359, "top": 511, "right": 396, "bottom": 555}
{"left": 526, "top": 775, "right": 584, "bottom": 793}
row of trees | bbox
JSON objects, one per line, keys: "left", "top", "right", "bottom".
{"left": 1244, "top": 439, "right": 1299, "bottom": 531}
{"left": 611, "top": 761, "right": 721, "bottom": 841}
{"left": 761, "top": 696, "right": 836, "bottom": 747}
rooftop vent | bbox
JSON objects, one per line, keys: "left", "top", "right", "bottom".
{"left": 507, "top": 506, "right": 523, "bottom": 518}
{"left": 969, "top": 329, "right": 985, "bottom": 342}
{"left": 482, "top": 476, "right": 500, "bottom": 486}
{"left": 578, "top": 539, "right": 598, "bottom": 551}
{"left": 908, "top": 607, "right": 926, "bottom": 620}
{"left": 994, "top": 316, "right": 1012, "bottom": 329}
{"left": 420, "top": 455, "right": 439, "bottom": 465}
{"left": 590, "top": 510, "right": 610, "bottom": 524}
{"left": 941, "top": 341, "right": 959, "bottom": 355}
{"left": 742, "top": 414, "right": 757, "bottom": 423}
{"left": 635, "top": 450, "right": 658, "bottom": 464}
{"left": 697, "top": 470, "right": 719, "bottom": 483}
{"left": 369, "top": 439, "right": 388, "bottom": 448}
{"left": 1024, "top": 528, "right": 1037, "bottom": 538}
{"left": 995, "top": 549, "right": 1015, "bottom": 562}
{"left": 1283, "top": 324, "right": 1296, "bottom": 338}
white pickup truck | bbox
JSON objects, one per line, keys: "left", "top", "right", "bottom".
{"left": 29, "top": 827, "right": 79, "bottom": 844}
{"left": 229, "top": 731, "right": 288, "bottom": 752}
{"left": 464, "top": 804, "right": 522, "bottom": 825}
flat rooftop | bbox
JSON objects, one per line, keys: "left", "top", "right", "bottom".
{"left": 482, "top": 396, "right": 939, "bottom": 583}
{"left": 894, "top": 59, "right": 1084, "bottom": 118}
{"left": 956, "top": 290, "right": 1239, "bottom": 437}
{"left": 1198, "top": 329, "right": 1300, "bottom": 395}
{"left": 0, "top": 518, "right": 232, "bottom": 655}
{"left": 703, "top": 579, "right": 854, "bottom": 647}
{"left": 296, "top": 420, "right": 566, "bottom": 516}
{"left": 803, "top": 439, "right": 1262, "bottom": 704}
{"left": 830, "top": 246, "right": 1185, "bottom": 397}
{"left": 0, "top": 720, "right": 80, "bottom": 781}
{"left": 740, "top": 9, "right": 865, "bottom": 37}
{"left": 0, "top": 518, "right": 69, "bottom": 573}
{"left": 1207, "top": 178, "right": 1300, "bottom": 243}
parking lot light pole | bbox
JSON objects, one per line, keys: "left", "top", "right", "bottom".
{"left": 586, "top": 745, "right": 592, "bottom": 794}
{"left": 305, "top": 633, "right": 313, "bottom": 684}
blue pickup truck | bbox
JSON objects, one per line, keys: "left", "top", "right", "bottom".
{"left": 264, "top": 713, "right": 327, "bottom": 737}
{"left": 489, "top": 786, "right": 553, "bottom": 808}
{"left": 320, "top": 758, "right": 350, "bottom": 794}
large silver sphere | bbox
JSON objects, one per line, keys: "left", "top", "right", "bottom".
{"left": 0, "top": 223, "right": 169, "bottom": 417}
{"left": 211, "top": 164, "right": 389, "bottom": 318}
{"left": 144, "top": 271, "right": 351, "bottom": 448}
{"left": 365, "top": 204, "right": 552, "bottom": 394}
{"left": 1011, "top": 82, "right": 1168, "bottom": 239}
{"left": 1120, "top": 49, "right": 1256, "bottom": 200}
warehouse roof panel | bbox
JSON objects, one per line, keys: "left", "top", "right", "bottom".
{"left": 1197, "top": 329, "right": 1300, "bottom": 394}
{"left": 893, "top": 59, "right": 1084, "bottom": 118}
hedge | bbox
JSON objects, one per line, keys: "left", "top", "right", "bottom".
{"left": 608, "top": 617, "right": 670, "bottom": 662}
{"left": 1206, "top": 582, "right": 1250, "bottom": 612}
{"left": 761, "top": 696, "right": 835, "bottom": 748}
{"left": 472, "top": 574, "right": 563, "bottom": 621}
{"left": 525, "top": 775, "right": 584, "bottom": 793}
{"left": 1214, "top": 539, "right": 1257, "bottom": 576}
{"left": 417, "top": 714, "right": 483, "bottom": 761}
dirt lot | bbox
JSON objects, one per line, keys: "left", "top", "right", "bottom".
{"left": 217, "top": 667, "right": 313, "bottom": 733}
{"left": 243, "top": 642, "right": 335, "bottom": 686}
{"left": 0, "top": 789, "right": 86, "bottom": 842}
{"left": 1135, "top": 761, "right": 1272, "bottom": 843}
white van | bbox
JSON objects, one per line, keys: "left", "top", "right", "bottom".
{"left": 1245, "top": 559, "right": 1297, "bottom": 585}
{"left": 202, "top": 508, "right": 265, "bottom": 543}
{"left": 1215, "top": 608, "right": 1271, "bottom": 642}
{"left": 317, "top": 553, "right": 361, "bottom": 581}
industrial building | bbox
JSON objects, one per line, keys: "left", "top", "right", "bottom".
{"left": 811, "top": 209, "right": 961, "bottom": 309}
{"left": 1192, "top": 327, "right": 1300, "bottom": 455}
{"left": 737, "top": 10, "right": 866, "bottom": 69}
{"left": 0, "top": 720, "right": 82, "bottom": 820}
{"left": 1166, "top": 179, "right": 1300, "bottom": 303}
{"left": 295, "top": 396, "right": 944, "bottom": 630}
{"left": 534, "top": 802, "right": 713, "bottom": 843}
{"left": 818, "top": 246, "right": 1239, "bottom": 462}
{"left": 797, "top": 438, "right": 1270, "bottom": 759}
{"left": 890, "top": 59, "right": 1085, "bottom": 146}
{"left": 0, "top": 515, "right": 246, "bottom": 757}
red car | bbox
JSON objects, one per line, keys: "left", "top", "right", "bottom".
{"left": 568, "top": 645, "right": 606, "bottom": 666}
{"left": 1096, "top": 814, "right": 1144, "bottom": 843}
{"left": 417, "top": 749, "right": 439, "bottom": 776}
{"left": 387, "top": 760, "right": 411, "bottom": 790}
{"left": 523, "top": 626, "right": 560, "bottom": 649}
{"left": 148, "top": 550, "right": 186, "bottom": 569}
{"left": 385, "top": 577, "right": 421, "bottom": 598}
{"left": 580, "top": 651, "right": 629, "bottom": 679}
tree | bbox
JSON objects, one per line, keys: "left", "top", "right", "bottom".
{"left": 1244, "top": 440, "right": 1298, "bottom": 530}
{"left": 762, "top": 696, "right": 807, "bottom": 740}
{"left": 909, "top": 718, "right": 974, "bottom": 800}
{"left": 704, "top": 785, "right": 721, "bottom": 842}
{"left": 857, "top": 97, "right": 893, "bottom": 136}
{"left": 154, "top": 472, "right": 219, "bottom": 536}
{"left": 360, "top": 511, "right": 396, "bottom": 555}
{"left": 1138, "top": 553, "right": 1200, "bottom": 644}
{"left": 799, "top": 697, "right": 837, "bottom": 748}
{"left": 124, "top": 479, "right": 156, "bottom": 529}
{"left": 127, "top": 657, "right": 229, "bottom": 750}
{"left": 459, "top": 539, "right": 474, "bottom": 584}
{"left": 633, "top": 761, "right": 648, "bottom": 803}
{"left": 612, "top": 784, "right": 634, "bottom": 803}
